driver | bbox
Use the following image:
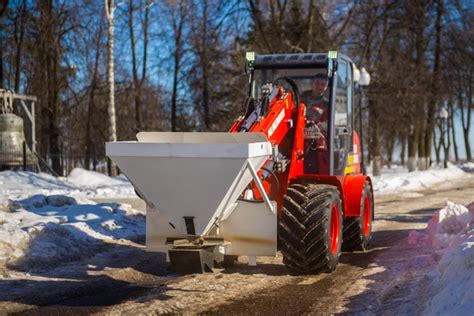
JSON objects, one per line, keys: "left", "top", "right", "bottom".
{"left": 303, "top": 73, "right": 329, "bottom": 174}
{"left": 305, "top": 73, "right": 329, "bottom": 126}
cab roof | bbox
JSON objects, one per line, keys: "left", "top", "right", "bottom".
{"left": 252, "top": 53, "right": 353, "bottom": 69}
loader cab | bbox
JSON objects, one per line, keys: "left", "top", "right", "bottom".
{"left": 246, "top": 52, "right": 355, "bottom": 176}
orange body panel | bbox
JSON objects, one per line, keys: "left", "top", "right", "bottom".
{"left": 229, "top": 90, "right": 371, "bottom": 219}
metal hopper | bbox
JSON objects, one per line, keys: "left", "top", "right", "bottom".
{"left": 106, "top": 132, "right": 276, "bottom": 270}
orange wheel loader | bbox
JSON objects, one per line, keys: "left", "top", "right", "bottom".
{"left": 107, "top": 51, "right": 374, "bottom": 274}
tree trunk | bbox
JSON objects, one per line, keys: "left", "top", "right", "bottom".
{"left": 128, "top": 0, "right": 149, "bottom": 132}
{"left": 459, "top": 81, "right": 472, "bottom": 162}
{"left": 40, "top": 0, "right": 61, "bottom": 175}
{"left": 85, "top": 22, "right": 102, "bottom": 171}
{"left": 201, "top": 0, "right": 210, "bottom": 130}
{"left": 0, "top": 35, "right": 3, "bottom": 89}
{"left": 433, "top": 125, "right": 440, "bottom": 164}
{"left": 407, "top": 125, "right": 418, "bottom": 172}
{"left": 171, "top": 48, "right": 180, "bottom": 131}
{"left": 105, "top": 0, "right": 117, "bottom": 176}
{"left": 14, "top": 0, "right": 26, "bottom": 92}
{"left": 370, "top": 99, "right": 381, "bottom": 176}
{"left": 0, "top": 0, "right": 6, "bottom": 89}
{"left": 170, "top": 2, "right": 184, "bottom": 132}
{"left": 414, "top": 0, "right": 427, "bottom": 171}
{"left": 450, "top": 101, "right": 459, "bottom": 162}
{"left": 423, "top": 0, "right": 443, "bottom": 169}
{"left": 140, "top": 0, "right": 149, "bottom": 129}
{"left": 128, "top": 0, "right": 142, "bottom": 133}
{"left": 386, "top": 136, "right": 394, "bottom": 168}
{"left": 418, "top": 119, "right": 427, "bottom": 170}
{"left": 400, "top": 134, "right": 406, "bottom": 166}
{"left": 444, "top": 106, "right": 451, "bottom": 168}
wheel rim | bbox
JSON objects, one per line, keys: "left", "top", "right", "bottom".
{"left": 330, "top": 204, "right": 340, "bottom": 255}
{"left": 363, "top": 196, "right": 371, "bottom": 236}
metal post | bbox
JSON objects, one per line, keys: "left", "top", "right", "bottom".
{"left": 31, "top": 101, "right": 36, "bottom": 153}
{"left": 23, "top": 141, "right": 27, "bottom": 171}
{"left": 107, "top": 158, "right": 112, "bottom": 176}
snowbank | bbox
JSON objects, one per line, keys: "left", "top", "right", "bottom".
{"left": 0, "top": 168, "right": 137, "bottom": 203}
{"left": 371, "top": 163, "right": 468, "bottom": 195}
{"left": 0, "top": 194, "right": 144, "bottom": 276}
{"left": 0, "top": 169, "right": 143, "bottom": 277}
{"left": 408, "top": 201, "right": 474, "bottom": 315}
{"left": 460, "top": 162, "right": 474, "bottom": 173}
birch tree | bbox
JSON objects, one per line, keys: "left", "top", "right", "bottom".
{"left": 105, "top": 0, "right": 117, "bottom": 175}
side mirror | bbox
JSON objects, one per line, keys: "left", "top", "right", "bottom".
{"left": 359, "top": 67, "right": 371, "bottom": 86}
{"left": 353, "top": 67, "right": 361, "bottom": 82}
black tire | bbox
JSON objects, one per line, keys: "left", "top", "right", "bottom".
{"left": 342, "top": 182, "right": 373, "bottom": 251}
{"left": 278, "top": 184, "right": 343, "bottom": 274}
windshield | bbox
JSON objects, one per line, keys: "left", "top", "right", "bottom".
{"left": 251, "top": 68, "right": 330, "bottom": 105}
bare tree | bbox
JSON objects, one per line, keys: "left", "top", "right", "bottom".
{"left": 105, "top": 0, "right": 117, "bottom": 175}
{"left": 128, "top": 0, "right": 150, "bottom": 133}
{"left": 458, "top": 81, "right": 472, "bottom": 161}
{"left": 11, "top": 0, "right": 26, "bottom": 92}
{"left": 0, "top": 0, "right": 8, "bottom": 89}
{"left": 449, "top": 100, "right": 459, "bottom": 162}
{"left": 84, "top": 16, "right": 104, "bottom": 170}
{"left": 422, "top": 0, "right": 443, "bottom": 169}
{"left": 167, "top": 0, "right": 187, "bottom": 132}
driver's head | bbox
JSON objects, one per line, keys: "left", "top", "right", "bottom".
{"left": 312, "top": 73, "right": 329, "bottom": 97}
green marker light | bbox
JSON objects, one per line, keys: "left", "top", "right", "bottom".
{"left": 246, "top": 51, "right": 256, "bottom": 62}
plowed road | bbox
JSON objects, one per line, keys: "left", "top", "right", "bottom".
{"left": 2, "top": 176, "right": 473, "bottom": 315}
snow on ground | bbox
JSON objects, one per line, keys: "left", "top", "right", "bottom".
{"left": 0, "top": 168, "right": 137, "bottom": 203}
{"left": 408, "top": 201, "right": 474, "bottom": 315}
{"left": 0, "top": 168, "right": 141, "bottom": 277}
{"left": 0, "top": 164, "right": 471, "bottom": 281}
{"left": 460, "top": 161, "right": 474, "bottom": 173}
{"left": 370, "top": 163, "right": 469, "bottom": 195}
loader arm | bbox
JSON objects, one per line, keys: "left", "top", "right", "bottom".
{"left": 228, "top": 86, "right": 306, "bottom": 215}
{"left": 229, "top": 87, "right": 297, "bottom": 146}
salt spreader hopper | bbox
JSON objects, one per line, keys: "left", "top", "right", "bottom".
{"left": 106, "top": 132, "right": 277, "bottom": 272}
{"left": 107, "top": 52, "right": 375, "bottom": 275}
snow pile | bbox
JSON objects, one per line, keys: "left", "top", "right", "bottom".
{"left": 425, "top": 201, "right": 473, "bottom": 249}
{"left": 0, "top": 194, "right": 144, "bottom": 276}
{"left": 371, "top": 163, "right": 468, "bottom": 195}
{"left": 66, "top": 168, "right": 125, "bottom": 187}
{"left": 409, "top": 201, "right": 474, "bottom": 315}
{"left": 64, "top": 168, "right": 135, "bottom": 197}
{"left": 460, "top": 162, "right": 474, "bottom": 173}
{"left": 0, "top": 168, "right": 137, "bottom": 202}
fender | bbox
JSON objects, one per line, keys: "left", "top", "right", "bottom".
{"left": 342, "top": 174, "right": 373, "bottom": 218}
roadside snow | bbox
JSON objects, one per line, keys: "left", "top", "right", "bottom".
{"left": 0, "top": 194, "right": 144, "bottom": 276}
{"left": 0, "top": 168, "right": 141, "bottom": 277}
{"left": 460, "top": 162, "right": 474, "bottom": 172}
{"left": 408, "top": 201, "right": 474, "bottom": 315}
{"left": 0, "top": 168, "right": 137, "bottom": 203}
{"left": 370, "top": 163, "right": 468, "bottom": 195}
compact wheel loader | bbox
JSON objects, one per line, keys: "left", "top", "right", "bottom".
{"left": 107, "top": 51, "right": 374, "bottom": 274}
